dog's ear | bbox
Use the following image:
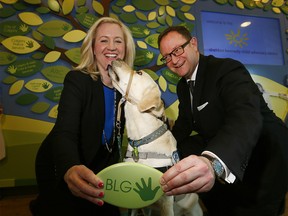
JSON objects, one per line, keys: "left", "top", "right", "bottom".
{"left": 137, "top": 85, "right": 162, "bottom": 113}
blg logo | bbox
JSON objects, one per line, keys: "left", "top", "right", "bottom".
{"left": 105, "top": 177, "right": 160, "bottom": 201}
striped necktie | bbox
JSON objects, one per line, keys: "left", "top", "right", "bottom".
{"left": 188, "top": 80, "right": 195, "bottom": 95}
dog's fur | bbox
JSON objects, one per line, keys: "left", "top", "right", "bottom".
{"left": 108, "top": 59, "right": 202, "bottom": 216}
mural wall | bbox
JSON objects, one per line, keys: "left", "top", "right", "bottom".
{"left": 0, "top": 0, "right": 287, "bottom": 186}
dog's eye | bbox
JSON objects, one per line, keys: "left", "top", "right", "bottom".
{"left": 136, "top": 71, "right": 142, "bottom": 75}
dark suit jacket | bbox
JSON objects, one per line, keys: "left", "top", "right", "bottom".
{"left": 34, "top": 71, "right": 124, "bottom": 215}
{"left": 172, "top": 54, "right": 288, "bottom": 215}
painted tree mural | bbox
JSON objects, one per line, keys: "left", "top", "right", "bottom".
{"left": 0, "top": 0, "right": 287, "bottom": 123}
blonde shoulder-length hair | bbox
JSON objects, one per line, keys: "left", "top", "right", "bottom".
{"left": 74, "top": 17, "right": 135, "bottom": 80}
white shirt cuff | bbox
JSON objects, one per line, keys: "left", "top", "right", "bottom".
{"left": 202, "top": 151, "right": 236, "bottom": 183}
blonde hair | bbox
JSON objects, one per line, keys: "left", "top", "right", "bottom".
{"left": 74, "top": 17, "right": 135, "bottom": 80}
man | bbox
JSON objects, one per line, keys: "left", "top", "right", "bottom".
{"left": 158, "top": 26, "right": 288, "bottom": 216}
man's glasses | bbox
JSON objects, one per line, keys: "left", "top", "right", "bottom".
{"left": 160, "top": 40, "right": 191, "bottom": 64}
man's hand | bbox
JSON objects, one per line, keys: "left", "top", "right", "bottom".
{"left": 160, "top": 155, "right": 215, "bottom": 196}
{"left": 64, "top": 165, "right": 105, "bottom": 206}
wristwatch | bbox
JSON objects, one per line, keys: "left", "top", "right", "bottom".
{"left": 202, "top": 154, "right": 225, "bottom": 179}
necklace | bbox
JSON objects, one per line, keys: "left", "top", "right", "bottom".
{"left": 102, "top": 87, "right": 117, "bottom": 153}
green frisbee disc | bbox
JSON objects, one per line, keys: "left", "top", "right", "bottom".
{"left": 97, "top": 162, "right": 164, "bottom": 209}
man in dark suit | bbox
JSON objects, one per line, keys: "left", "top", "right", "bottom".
{"left": 158, "top": 26, "right": 288, "bottom": 216}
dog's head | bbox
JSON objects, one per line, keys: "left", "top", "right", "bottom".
{"left": 108, "top": 59, "right": 163, "bottom": 115}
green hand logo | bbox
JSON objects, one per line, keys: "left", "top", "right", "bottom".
{"left": 133, "top": 177, "right": 160, "bottom": 201}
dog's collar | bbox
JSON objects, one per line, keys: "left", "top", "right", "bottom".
{"left": 128, "top": 124, "right": 167, "bottom": 148}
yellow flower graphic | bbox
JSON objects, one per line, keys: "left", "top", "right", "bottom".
{"left": 225, "top": 29, "right": 249, "bottom": 48}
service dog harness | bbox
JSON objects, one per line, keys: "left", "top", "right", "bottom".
{"left": 115, "top": 69, "right": 179, "bottom": 165}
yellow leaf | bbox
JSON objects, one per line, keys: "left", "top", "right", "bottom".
{"left": 48, "top": 105, "right": 58, "bottom": 118}
{"left": 63, "top": 30, "right": 86, "bottom": 43}
{"left": 1, "top": 36, "right": 41, "bottom": 54}
{"left": 180, "top": 0, "right": 196, "bottom": 4}
{"left": 0, "top": 0, "right": 17, "bottom": 4}
{"left": 25, "top": 79, "right": 53, "bottom": 93}
{"left": 48, "top": 0, "right": 60, "bottom": 12}
{"left": 92, "top": 0, "right": 104, "bottom": 15}
{"left": 272, "top": 0, "right": 284, "bottom": 7}
{"left": 24, "top": 0, "right": 41, "bottom": 4}
{"left": 272, "top": 7, "right": 281, "bottom": 13}
{"left": 166, "top": 6, "right": 175, "bottom": 17}
{"left": 62, "top": 0, "right": 74, "bottom": 15}
{"left": 148, "top": 11, "right": 157, "bottom": 21}
{"left": 44, "top": 51, "right": 61, "bottom": 63}
{"left": 123, "top": 5, "right": 135, "bottom": 12}
{"left": 9, "top": 80, "right": 24, "bottom": 95}
{"left": 158, "top": 6, "right": 165, "bottom": 16}
{"left": 137, "top": 41, "right": 147, "bottom": 49}
{"left": 18, "top": 12, "right": 43, "bottom": 26}
{"left": 236, "top": 0, "right": 245, "bottom": 9}
{"left": 158, "top": 76, "right": 167, "bottom": 92}
{"left": 184, "top": 13, "right": 195, "bottom": 21}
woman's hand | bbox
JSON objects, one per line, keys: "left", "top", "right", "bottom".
{"left": 160, "top": 155, "right": 215, "bottom": 195}
{"left": 64, "top": 165, "right": 105, "bottom": 206}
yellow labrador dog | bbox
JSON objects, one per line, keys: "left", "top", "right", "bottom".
{"left": 108, "top": 59, "right": 202, "bottom": 216}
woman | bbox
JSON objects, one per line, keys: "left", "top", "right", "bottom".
{"left": 31, "top": 17, "right": 135, "bottom": 216}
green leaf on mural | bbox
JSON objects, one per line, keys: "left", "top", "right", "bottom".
{"left": 32, "top": 30, "right": 44, "bottom": 41}
{"left": 146, "top": 22, "right": 160, "bottom": 29}
{"left": 37, "top": 20, "right": 73, "bottom": 37}
{"left": 76, "top": 13, "right": 98, "bottom": 29}
{"left": 281, "top": 4, "right": 288, "bottom": 14}
{"left": 31, "top": 102, "right": 50, "bottom": 114}
{"left": 9, "top": 80, "right": 24, "bottom": 95}
{"left": 158, "top": 75, "right": 167, "bottom": 92}
{"left": 44, "top": 86, "right": 63, "bottom": 102}
{"left": 111, "top": 5, "right": 122, "bottom": 14}
{"left": 144, "top": 33, "right": 159, "bottom": 48}
{"left": 36, "top": 6, "right": 51, "bottom": 14}
{"left": 43, "top": 35, "right": 55, "bottom": 49}
{"left": 13, "top": 2, "right": 28, "bottom": 10}
{"left": 155, "top": 0, "right": 169, "bottom": 5}
{"left": 129, "top": 24, "right": 150, "bottom": 38}
{"left": 134, "top": 49, "right": 154, "bottom": 66}
{"left": 32, "top": 52, "right": 45, "bottom": 60}
{"left": 63, "top": 30, "right": 86, "bottom": 42}
{"left": 162, "top": 69, "right": 181, "bottom": 84}
{"left": 48, "top": 104, "right": 58, "bottom": 118}
{"left": 115, "top": 0, "right": 126, "bottom": 7}
{"left": 44, "top": 51, "right": 61, "bottom": 63}
{"left": 168, "top": 84, "right": 177, "bottom": 93}
{"left": 135, "top": 11, "right": 148, "bottom": 21}
{"left": 119, "top": 13, "right": 138, "bottom": 24}
{"left": 157, "top": 14, "right": 166, "bottom": 25}
{"left": 6, "top": 59, "right": 43, "bottom": 77}
{"left": 25, "top": 79, "right": 53, "bottom": 93}
{"left": 24, "top": 0, "right": 41, "bottom": 4}
{"left": 65, "top": 47, "right": 81, "bottom": 65}
{"left": 131, "top": 0, "right": 157, "bottom": 11}
{"left": 77, "top": 0, "right": 86, "bottom": 6}
{"left": 0, "top": 21, "right": 31, "bottom": 37}
{"left": 18, "top": 12, "right": 43, "bottom": 26}
{"left": 179, "top": 22, "right": 194, "bottom": 32}
{"left": 16, "top": 93, "right": 38, "bottom": 105}
{"left": 76, "top": 6, "right": 89, "bottom": 14}
{"left": 166, "top": 15, "right": 173, "bottom": 26}
{"left": 92, "top": 0, "right": 104, "bottom": 15}
{"left": 62, "top": 0, "right": 75, "bottom": 15}
{"left": 2, "top": 76, "right": 17, "bottom": 85}
{"left": 176, "top": 11, "right": 186, "bottom": 21}
{"left": 0, "top": 51, "right": 17, "bottom": 65}
{"left": 143, "top": 69, "right": 159, "bottom": 81}
{"left": 41, "top": 65, "right": 70, "bottom": 84}
{"left": 1, "top": 36, "right": 41, "bottom": 54}
{"left": 0, "top": 7, "right": 16, "bottom": 18}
